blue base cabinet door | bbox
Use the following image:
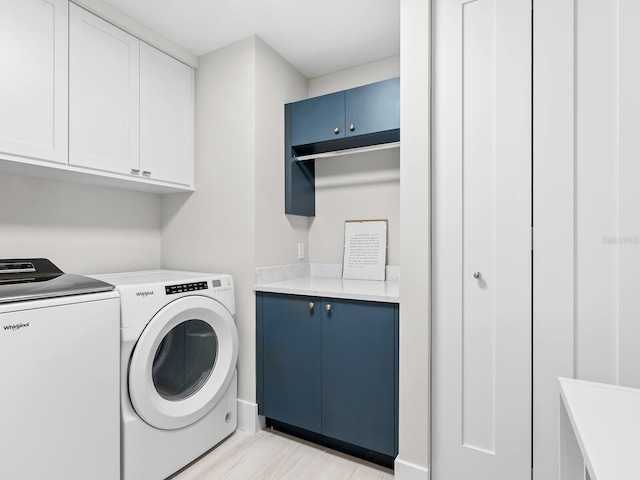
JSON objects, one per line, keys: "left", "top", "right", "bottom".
{"left": 261, "top": 293, "right": 322, "bottom": 433}
{"left": 321, "top": 299, "right": 398, "bottom": 456}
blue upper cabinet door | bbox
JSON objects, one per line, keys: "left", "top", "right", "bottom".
{"left": 291, "top": 91, "right": 345, "bottom": 146}
{"left": 345, "top": 77, "right": 400, "bottom": 137}
{"left": 321, "top": 298, "right": 397, "bottom": 456}
{"left": 262, "top": 293, "right": 322, "bottom": 433}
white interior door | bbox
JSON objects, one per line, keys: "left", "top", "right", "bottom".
{"left": 432, "top": 0, "right": 532, "bottom": 478}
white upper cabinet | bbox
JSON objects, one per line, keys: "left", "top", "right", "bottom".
{"left": 68, "top": 4, "right": 194, "bottom": 189}
{"left": 0, "top": 1, "right": 194, "bottom": 193}
{"left": 140, "top": 44, "right": 194, "bottom": 187}
{"left": 69, "top": 3, "right": 140, "bottom": 175}
{"left": 0, "top": 0, "right": 68, "bottom": 164}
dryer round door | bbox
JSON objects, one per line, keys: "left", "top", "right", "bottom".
{"left": 128, "top": 295, "right": 238, "bottom": 430}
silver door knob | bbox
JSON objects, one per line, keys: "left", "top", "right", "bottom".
{"left": 473, "top": 272, "right": 482, "bottom": 280}
{"left": 325, "top": 304, "right": 332, "bottom": 311}
{"left": 142, "top": 170, "right": 152, "bottom": 177}
{"left": 349, "top": 123, "right": 355, "bottom": 131}
{"left": 131, "top": 168, "right": 140, "bottom": 175}
{"left": 309, "top": 302, "right": 315, "bottom": 309}
{"left": 334, "top": 127, "right": 340, "bottom": 134}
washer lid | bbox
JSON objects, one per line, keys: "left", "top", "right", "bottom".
{"left": 0, "top": 258, "right": 114, "bottom": 304}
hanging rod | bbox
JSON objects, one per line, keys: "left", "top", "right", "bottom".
{"left": 294, "top": 141, "right": 400, "bottom": 162}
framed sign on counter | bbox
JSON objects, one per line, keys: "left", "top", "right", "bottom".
{"left": 342, "top": 219, "right": 388, "bottom": 281}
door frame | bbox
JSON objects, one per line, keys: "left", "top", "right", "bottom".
{"left": 531, "top": 1, "right": 575, "bottom": 479}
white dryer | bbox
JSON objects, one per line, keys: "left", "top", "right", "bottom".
{"left": 91, "top": 270, "right": 238, "bottom": 480}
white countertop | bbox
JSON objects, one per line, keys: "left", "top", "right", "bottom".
{"left": 254, "top": 276, "right": 399, "bottom": 303}
{"left": 559, "top": 377, "right": 640, "bottom": 480}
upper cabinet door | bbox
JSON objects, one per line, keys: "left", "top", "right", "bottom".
{"left": 69, "top": 4, "right": 140, "bottom": 175}
{"left": 345, "top": 77, "right": 400, "bottom": 137}
{"left": 291, "top": 91, "right": 345, "bottom": 146}
{"left": 140, "top": 44, "right": 194, "bottom": 186}
{"left": 0, "top": 0, "right": 68, "bottom": 164}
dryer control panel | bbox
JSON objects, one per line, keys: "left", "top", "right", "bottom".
{"left": 165, "top": 281, "right": 208, "bottom": 295}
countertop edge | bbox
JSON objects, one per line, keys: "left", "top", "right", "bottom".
{"left": 254, "top": 279, "right": 400, "bottom": 304}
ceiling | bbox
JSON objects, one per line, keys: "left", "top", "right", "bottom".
{"left": 101, "top": 0, "right": 400, "bottom": 79}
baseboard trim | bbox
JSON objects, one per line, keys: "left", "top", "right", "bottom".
{"left": 267, "top": 418, "right": 395, "bottom": 469}
{"left": 394, "top": 457, "right": 430, "bottom": 480}
{"left": 236, "top": 399, "right": 265, "bottom": 434}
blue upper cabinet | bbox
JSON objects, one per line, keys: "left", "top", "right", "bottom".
{"left": 291, "top": 91, "right": 345, "bottom": 146}
{"left": 345, "top": 78, "right": 400, "bottom": 137}
{"left": 284, "top": 77, "right": 400, "bottom": 217}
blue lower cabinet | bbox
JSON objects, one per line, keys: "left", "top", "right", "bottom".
{"left": 256, "top": 292, "right": 399, "bottom": 460}
{"left": 260, "top": 293, "right": 321, "bottom": 432}
{"left": 321, "top": 299, "right": 397, "bottom": 456}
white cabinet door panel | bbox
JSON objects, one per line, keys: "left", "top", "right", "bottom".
{"left": 140, "top": 43, "right": 194, "bottom": 186}
{"left": 432, "top": 0, "right": 532, "bottom": 478}
{"left": 0, "top": 0, "right": 68, "bottom": 164}
{"left": 69, "top": 3, "right": 140, "bottom": 175}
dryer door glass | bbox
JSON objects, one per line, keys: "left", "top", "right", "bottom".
{"left": 152, "top": 319, "right": 218, "bottom": 401}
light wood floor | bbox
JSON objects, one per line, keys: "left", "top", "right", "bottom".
{"left": 170, "top": 429, "right": 394, "bottom": 480}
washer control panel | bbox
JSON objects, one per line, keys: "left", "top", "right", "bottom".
{"left": 165, "top": 281, "right": 208, "bottom": 295}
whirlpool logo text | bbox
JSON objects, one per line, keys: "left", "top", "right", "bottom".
{"left": 136, "top": 291, "right": 154, "bottom": 297}
{"left": 3, "top": 322, "right": 29, "bottom": 332}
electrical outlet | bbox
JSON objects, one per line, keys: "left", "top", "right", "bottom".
{"left": 297, "top": 243, "right": 305, "bottom": 260}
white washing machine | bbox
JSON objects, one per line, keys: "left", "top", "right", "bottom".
{"left": 91, "top": 270, "right": 238, "bottom": 480}
{"left": 0, "top": 259, "right": 120, "bottom": 480}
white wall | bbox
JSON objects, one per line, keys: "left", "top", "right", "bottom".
{"left": 534, "top": 1, "right": 640, "bottom": 478}
{"left": 396, "top": 0, "right": 431, "bottom": 478}
{"left": 0, "top": 173, "right": 161, "bottom": 273}
{"left": 308, "top": 56, "right": 400, "bottom": 97}
{"left": 254, "top": 37, "right": 310, "bottom": 267}
{"left": 307, "top": 56, "right": 401, "bottom": 266}
{"left": 311, "top": 149, "right": 400, "bottom": 265}
{"left": 162, "top": 36, "right": 310, "bottom": 410}
{"left": 162, "top": 37, "right": 257, "bottom": 405}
